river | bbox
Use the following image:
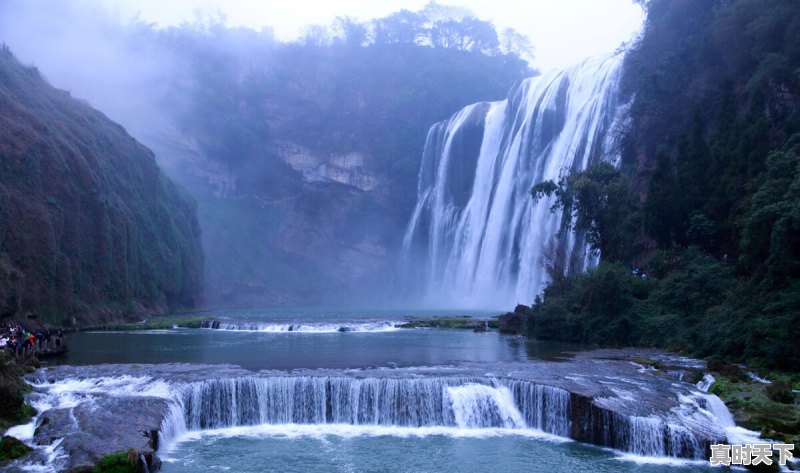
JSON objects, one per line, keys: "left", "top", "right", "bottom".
{"left": 12, "top": 308, "right": 736, "bottom": 472}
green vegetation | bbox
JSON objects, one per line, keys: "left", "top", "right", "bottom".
{"left": 0, "top": 46, "right": 203, "bottom": 326}
{"left": 0, "top": 351, "right": 34, "bottom": 431}
{"left": 82, "top": 315, "right": 208, "bottom": 331}
{"left": 0, "top": 435, "right": 31, "bottom": 463}
{"left": 92, "top": 450, "right": 139, "bottom": 473}
{"left": 707, "top": 363, "right": 800, "bottom": 445}
{"left": 525, "top": 0, "right": 800, "bottom": 373}
{"left": 398, "top": 317, "right": 497, "bottom": 330}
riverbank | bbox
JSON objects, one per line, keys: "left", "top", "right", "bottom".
{"left": 0, "top": 352, "right": 36, "bottom": 466}
{"left": 706, "top": 361, "right": 800, "bottom": 447}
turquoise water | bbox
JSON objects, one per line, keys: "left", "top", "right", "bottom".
{"left": 60, "top": 309, "right": 575, "bottom": 370}
{"left": 55, "top": 309, "right": 726, "bottom": 472}
{"left": 61, "top": 328, "right": 545, "bottom": 370}
{"left": 159, "top": 427, "right": 720, "bottom": 473}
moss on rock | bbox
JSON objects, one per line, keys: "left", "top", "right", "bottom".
{"left": 0, "top": 435, "right": 32, "bottom": 463}
{"left": 710, "top": 371, "right": 800, "bottom": 446}
{"left": 92, "top": 450, "right": 139, "bottom": 473}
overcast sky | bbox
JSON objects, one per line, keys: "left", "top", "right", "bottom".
{"left": 97, "top": 0, "right": 644, "bottom": 71}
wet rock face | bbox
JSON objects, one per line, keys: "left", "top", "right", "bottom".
{"left": 34, "top": 396, "right": 167, "bottom": 472}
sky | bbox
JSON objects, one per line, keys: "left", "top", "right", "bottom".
{"left": 96, "top": 0, "right": 644, "bottom": 71}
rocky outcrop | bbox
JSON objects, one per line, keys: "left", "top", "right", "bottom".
{"left": 34, "top": 397, "right": 166, "bottom": 472}
{"left": 496, "top": 305, "right": 532, "bottom": 334}
{"left": 276, "top": 142, "right": 384, "bottom": 192}
{"left": 0, "top": 47, "right": 203, "bottom": 326}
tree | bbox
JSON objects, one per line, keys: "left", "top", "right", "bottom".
{"left": 739, "top": 135, "right": 800, "bottom": 288}
{"left": 301, "top": 25, "right": 331, "bottom": 47}
{"left": 372, "top": 10, "right": 423, "bottom": 45}
{"left": 532, "top": 163, "right": 639, "bottom": 262}
{"left": 333, "top": 16, "right": 368, "bottom": 48}
{"left": 500, "top": 28, "right": 533, "bottom": 61}
{"left": 428, "top": 17, "right": 499, "bottom": 54}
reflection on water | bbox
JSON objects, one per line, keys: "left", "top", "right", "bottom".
{"left": 58, "top": 329, "right": 579, "bottom": 370}
{"left": 55, "top": 309, "right": 583, "bottom": 370}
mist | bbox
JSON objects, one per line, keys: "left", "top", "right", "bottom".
{"left": 1, "top": 0, "right": 549, "bottom": 309}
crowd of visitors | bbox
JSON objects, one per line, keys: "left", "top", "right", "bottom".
{"left": 0, "top": 324, "right": 64, "bottom": 357}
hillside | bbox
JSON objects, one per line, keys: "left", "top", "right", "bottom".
{"left": 0, "top": 46, "right": 203, "bottom": 326}
{"left": 524, "top": 0, "right": 800, "bottom": 371}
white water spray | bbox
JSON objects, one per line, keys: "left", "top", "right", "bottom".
{"left": 402, "top": 54, "right": 626, "bottom": 307}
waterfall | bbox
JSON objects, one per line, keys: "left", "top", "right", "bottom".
{"left": 447, "top": 384, "right": 525, "bottom": 429}
{"left": 402, "top": 53, "right": 626, "bottom": 307}
{"left": 167, "top": 377, "right": 561, "bottom": 431}
{"left": 19, "top": 371, "right": 730, "bottom": 462}
{"left": 155, "top": 375, "right": 721, "bottom": 459}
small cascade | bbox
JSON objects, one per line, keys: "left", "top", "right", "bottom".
{"left": 702, "top": 394, "right": 735, "bottom": 428}
{"left": 696, "top": 373, "right": 715, "bottom": 392}
{"left": 606, "top": 413, "right": 702, "bottom": 458}
{"left": 199, "top": 320, "right": 401, "bottom": 333}
{"left": 447, "top": 384, "right": 525, "bottom": 428}
{"left": 506, "top": 380, "right": 571, "bottom": 437}
{"left": 693, "top": 374, "right": 763, "bottom": 446}
{"left": 140, "top": 454, "right": 150, "bottom": 473}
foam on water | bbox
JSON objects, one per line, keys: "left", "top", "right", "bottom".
{"left": 200, "top": 320, "right": 403, "bottom": 333}
{"left": 9, "top": 368, "right": 765, "bottom": 470}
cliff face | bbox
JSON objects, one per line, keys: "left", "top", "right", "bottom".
{"left": 0, "top": 47, "right": 203, "bottom": 326}
{"left": 142, "top": 43, "right": 531, "bottom": 308}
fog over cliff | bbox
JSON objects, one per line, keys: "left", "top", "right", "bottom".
{"left": 0, "top": 0, "right": 534, "bottom": 308}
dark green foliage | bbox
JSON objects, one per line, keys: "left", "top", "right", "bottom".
{"left": 531, "top": 163, "right": 639, "bottom": 262}
{"left": 0, "top": 435, "right": 31, "bottom": 463}
{"left": 92, "top": 450, "right": 138, "bottom": 473}
{"left": 526, "top": 0, "right": 800, "bottom": 372}
{"left": 0, "top": 47, "right": 203, "bottom": 324}
{"left": 626, "top": 0, "right": 800, "bottom": 255}
{"left": 0, "top": 352, "right": 34, "bottom": 430}
{"left": 527, "top": 262, "right": 647, "bottom": 346}
{"left": 739, "top": 137, "right": 800, "bottom": 288}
